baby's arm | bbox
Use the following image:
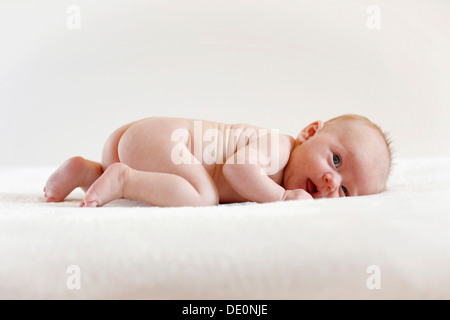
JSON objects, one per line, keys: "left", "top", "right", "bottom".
{"left": 223, "top": 135, "right": 311, "bottom": 203}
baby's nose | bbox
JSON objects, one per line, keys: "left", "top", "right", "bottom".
{"left": 322, "top": 172, "right": 339, "bottom": 193}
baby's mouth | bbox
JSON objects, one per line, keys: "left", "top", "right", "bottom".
{"left": 306, "top": 178, "right": 318, "bottom": 195}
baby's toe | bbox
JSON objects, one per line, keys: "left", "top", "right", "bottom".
{"left": 44, "top": 188, "right": 63, "bottom": 202}
{"left": 83, "top": 192, "right": 100, "bottom": 207}
{"left": 45, "top": 196, "right": 58, "bottom": 203}
{"left": 84, "top": 200, "right": 99, "bottom": 208}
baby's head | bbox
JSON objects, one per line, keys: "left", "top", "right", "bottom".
{"left": 283, "top": 114, "right": 392, "bottom": 198}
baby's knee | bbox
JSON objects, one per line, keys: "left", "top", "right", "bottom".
{"left": 195, "top": 188, "right": 219, "bottom": 206}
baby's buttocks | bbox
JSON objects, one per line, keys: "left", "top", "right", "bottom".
{"left": 116, "top": 117, "right": 192, "bottom": 172}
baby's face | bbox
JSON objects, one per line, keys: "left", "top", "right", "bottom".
{"left": 283, "top": 119, "right": 390, "bottom": 198}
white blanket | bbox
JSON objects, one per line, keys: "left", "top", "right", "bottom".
{"left": 1, "top": 158, "right": 450, "bottom": 299}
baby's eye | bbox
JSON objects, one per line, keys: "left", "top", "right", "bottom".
{"left": 333, "top": 154, "right": 341, "bottom": 168}
{"left": 341, "top": 185, "right": 349, "bottom": 197}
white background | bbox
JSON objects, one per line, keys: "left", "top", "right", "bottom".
{"left": 0, "top": 0, "right": 449, "bottom": 167}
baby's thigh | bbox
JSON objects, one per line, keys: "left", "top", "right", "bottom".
{"left": 118, "top": 119, "right": 217, "bottom": 200}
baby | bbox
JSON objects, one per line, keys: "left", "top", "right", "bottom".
{"left": 44, "top": 114, "right": 391, "bottom": 207}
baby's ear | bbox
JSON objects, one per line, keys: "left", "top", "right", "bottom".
{"left": 297, "top": 121, "right": 324, "bottom": 143}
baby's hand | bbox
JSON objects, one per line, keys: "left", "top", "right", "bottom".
{"left": 282, "top": 189, "right": 313, "bottom": 201}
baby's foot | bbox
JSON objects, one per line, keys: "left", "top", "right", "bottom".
{"left": 44, "top": 156, "right": 103, "bottom": 202}
{"left": 82, "top": 163, "right": 131, "bottom": 207}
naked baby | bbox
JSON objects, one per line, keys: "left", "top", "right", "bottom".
{"left": 44, "top": 114, "right": 391, "bottom": 207}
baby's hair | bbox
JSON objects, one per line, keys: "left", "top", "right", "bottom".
{"left": 325, "top": 114, "right": 393, "bottom": 183}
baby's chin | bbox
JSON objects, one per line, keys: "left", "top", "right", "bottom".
{"left": 284, "top": 174, "right": 306, "bottom": 191}
{"left": 285, "top": 178, "right": 321, "bottom": 198}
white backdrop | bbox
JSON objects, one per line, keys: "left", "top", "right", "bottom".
{"left": 1, "top": 0, "right": 449, "bottom": 167}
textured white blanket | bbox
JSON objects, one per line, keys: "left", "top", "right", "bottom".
{"left": 1, "top": 158, "right": 450, "bottom": 299}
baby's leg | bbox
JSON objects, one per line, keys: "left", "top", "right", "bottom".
{"left": 45, "top": 119, "right": 139, "bottom": 203}
{"left": 44, "top": 156, "right": 104, "bottom": 202}
{"left": 82, "top": 117, "right": 219, "bottom": 207}
{"left": 82, "top": 162, "right": 219, "bottom": 207}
